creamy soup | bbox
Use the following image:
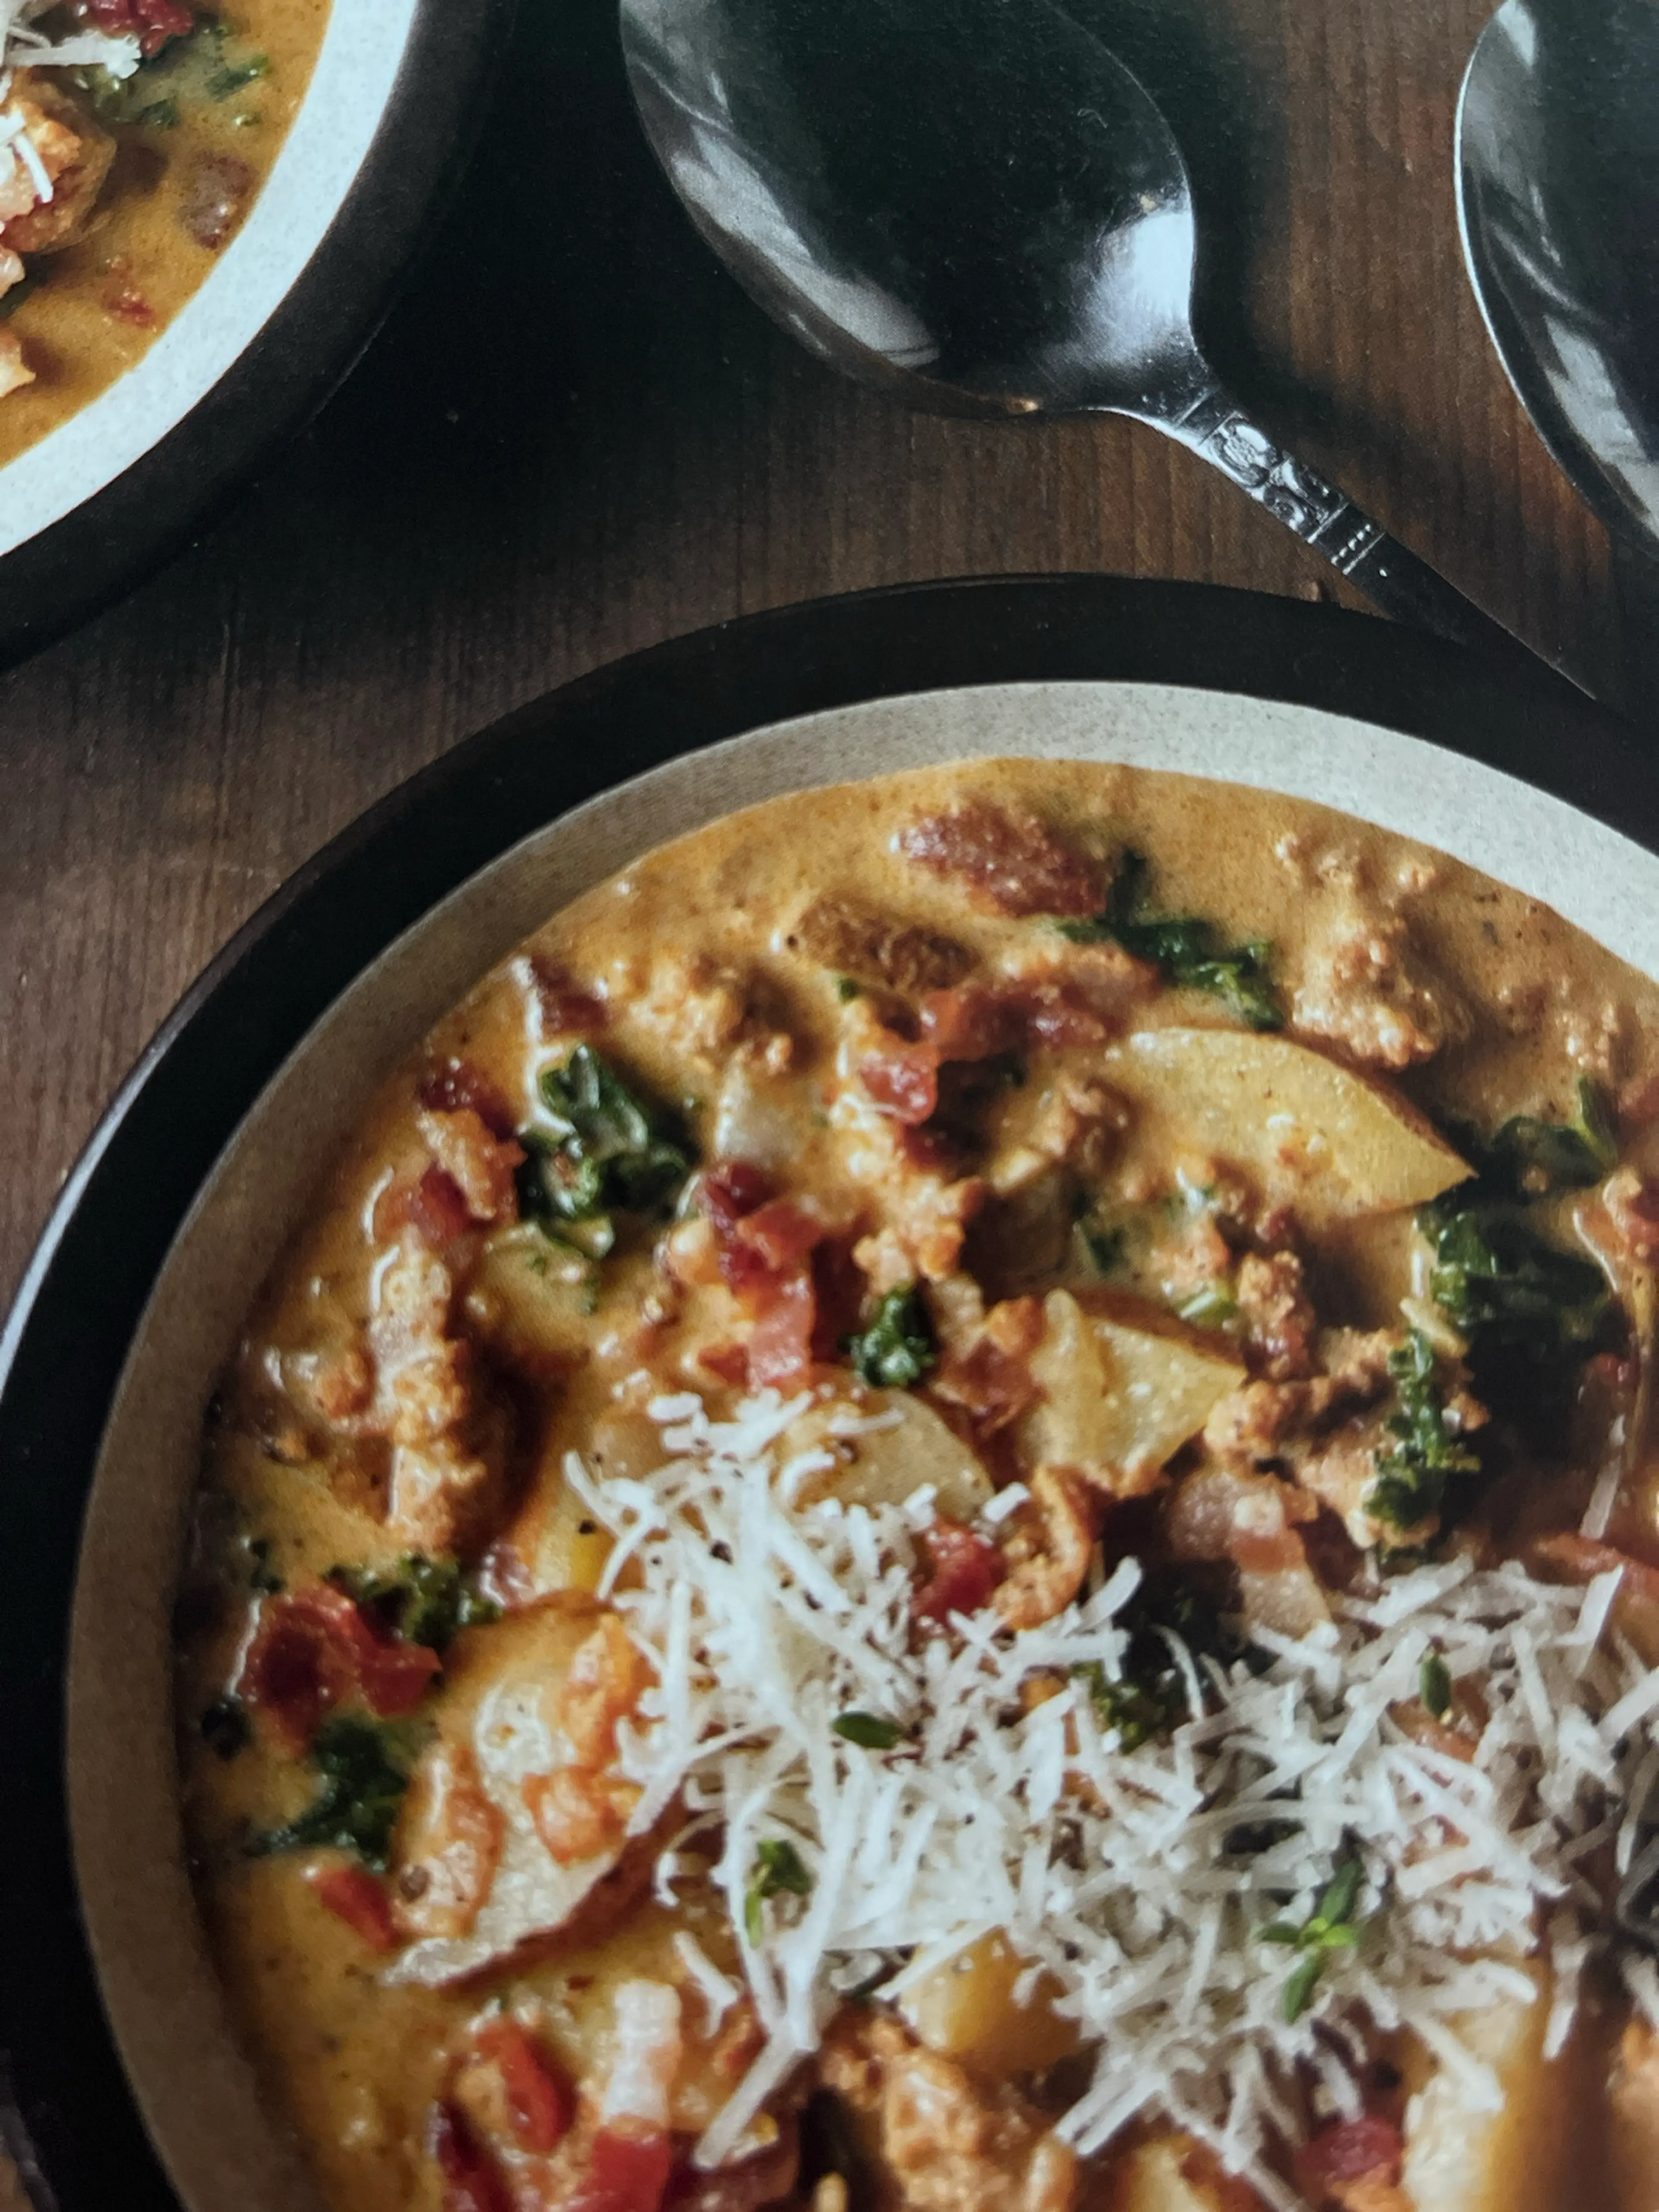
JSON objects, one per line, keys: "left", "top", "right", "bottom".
{"left": 0, "top": 0, "right": 328, "bottom": 463}
{"left": 175, "top": 759, "right": 1659, "bottom": 2212}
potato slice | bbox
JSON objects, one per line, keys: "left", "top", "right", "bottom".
{"left": 784, "top": 1390, "right": 994, "bottom": 1521}
{"left": 1401, "top": 1964, "right": 1571, "bottom": 2212}
{"left": 1026, "top": 1289, "right": 1244, "bottom": 1495}
{"left": 1105, "top": 1028, "right": 1470, "bottom": 1220}
{"left": 899, "top": 1930, "right": 1078, "bottom": 2075}
{"left": 384, "top": 1599, "right": 626, "bottom": 1989}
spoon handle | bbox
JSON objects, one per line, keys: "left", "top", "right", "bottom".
{"left": 1166, "top": 387, "right": 1569, "bottom": 682}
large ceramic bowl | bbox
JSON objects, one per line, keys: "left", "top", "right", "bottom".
{"left": 0, "top": 0, "right": 515, "bottom": 675}
{"left": 3, "top": 576, "right": 1657, "bottom": 2211}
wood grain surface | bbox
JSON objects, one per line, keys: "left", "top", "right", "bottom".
{"left": 3, "top": 0, "right": 1659, "bottom": 2199}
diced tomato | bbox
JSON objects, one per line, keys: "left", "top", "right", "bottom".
{"left": 308, "top": 1863, "right": 399, "bottom": 1952}
{"left": 1297, "top": 2114, "right": 1403, "bottom": 2195}
{"left": 920, "top": 985, "right": 1023, "bottom": 1060}
{"left": 746, "top": 1266, "right": 818, "bottom": 1387}
{"left": 239, "top": 1584, "right": 439, "bottom": 1749}
{"left": 427, "top": 2100, "right": 512, "bottom": 2212}
{"left": 356, "top": 1626, "right": 443, "bottom": 1718}
{"left": 717, "top": 1196, "right": 825, "bottom": 1295}
{"left": 239, "top": 1585, "right": 361, "bottom": 1750}
{"left": 912, "top": 1519, "right": 1005, "bottom": 1624}
{"left": 419, "top": 1058, "right": 518, "bottom": 1141}
{"left": 473, "top": 2018, "right": 572, "bottom": 2156}
{"left": 566, "top": 2126, "right": 674, "bottom": 2212}
{"left": 696, "top": 1342, "right": 751, "bottom": 1386}
{"left": 406, "top": 1163, "right": 474, "bottom": 1248}
{"left": 699, "top": 1162, "right": 772, "bottom": 1237}
{"left": 84, "top": 0, "right": 194, "bottom": 56}
{"left": 809, "top": 1237, "right": 866, "bottom": 1364}
{"left": 859, "top": 1044, "right": 939, "bottom": 1125}
{"left": 520, "top": 953, "right": 609, "bottom": 1038}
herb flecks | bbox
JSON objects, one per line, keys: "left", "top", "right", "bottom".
{"left": 832, "top": 1712, "right": 906, "bottom": 1750}
{"left": 251, "top": 1715, "right": 422, "bottom": 1870}
{"left": 1367, "top": 1330, "right": 1482, "bottom": 1534}
{"left": 744, "top": 1837, "right": 814, "bottom": 1943}
{"left": 1074, "top": 1662, "right": 1179, "bottom": 1752}
{"left": 1060, "top": 851, "right": 1281, "bottom": 1031}
{"left": 1258, "top": 1855, "right": 1370, "bottom": 2022}
{"left": 328, "top": 1552, "right": 499, "bottom": 1650}
{"left": 517, "top": 1045, "right": 695, "bottom": 1258}
{"left": 1420, "top": 1651, "right": 1452, "bottom": 1720}
{"left": 847, "top": 1285, "right": 937, "bottom": 1390}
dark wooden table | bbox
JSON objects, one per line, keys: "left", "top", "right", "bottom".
{"left": 5, "top": 0, "right": 1659, "bottom": 1334}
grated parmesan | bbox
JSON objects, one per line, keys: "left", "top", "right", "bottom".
{"left": 568, "top": 1386, "right": 1659, "bottom": 2205}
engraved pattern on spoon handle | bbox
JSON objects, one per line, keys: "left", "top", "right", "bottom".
{"left": 1166, "top": 387, "right": 1573, "bottom": 682}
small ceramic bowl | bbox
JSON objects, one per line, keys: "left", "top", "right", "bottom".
{"left": 2, "top": 578, "right": 1655, "bottom": 2211}
{"left": 0, "top": 0, "right": 515, "bottom": 674}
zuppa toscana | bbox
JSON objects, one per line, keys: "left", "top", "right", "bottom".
{"left": 176, "top": 758, "right": 1659, "bottom": 2212}
{"left": 0, "top": 0, "right": 327, "bottom": 461}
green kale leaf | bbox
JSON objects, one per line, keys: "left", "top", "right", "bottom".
{"left": 1419, "top": 1200, "right": 1608, "bottom": 1358}
{"left": 328, "top": 1552, "right": 499, "bottom": 1650}
{"left": 517, "top": 1045, "right": 695, "bottom": 1252}
{"left": 1059, "top": 851, "right": 1282, "bottom": 1031}
{"left": 1490, "top": 1076, "right": 1618, "bottom": 1198}
{"left": 744, "top": 1837, "right": 814, "bottom": 1943}
{"left": 847, "top": 1285, "right": 937, "bottom": 1389}
{"left": 1367, "top": 1330, "right": 1482, "bottom": 1533}
{"left": 250, "top": 1714, "right": 423, "bottom": 1870}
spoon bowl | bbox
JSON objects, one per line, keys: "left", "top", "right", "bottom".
{"left": 1459, "top": 0, "right": 1659, "bottom": 554}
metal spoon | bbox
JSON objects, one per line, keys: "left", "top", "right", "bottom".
{"left": 620, "top": 0, "right": 1551, "bottom": 673}
{"left": 1459, "top": 0, "right": 1659, "bottom": 555}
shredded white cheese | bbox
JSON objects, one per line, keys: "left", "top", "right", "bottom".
{"left": 569, "top": 1387, "right": 1659, "bottom": 2205}
{"left": 0, "top": 0, "right": 140, "bottom": 80}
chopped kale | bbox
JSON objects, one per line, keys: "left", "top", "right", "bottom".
{"left": 1419, "top": 1651, "right": 1452, "bottom": 1720}
{"left": 744, "top": 1837, "right": 814, "bottom": 1942}
{"left": 1367, "top": 1330, "right": 1482, "bottom": 1533}
{"left": 207, "top": 52, "right": 269, "bottom": 97}
{"left": 200, "top": 1694, "right": 250, "bottom": 1761}
{"left": 1419, "top": 1199, "right": 1609, "bottom": 1360}
{"left": 1081, "top": 1219, "right": 1128, "bottom": 1277}
{"left": 1490, "top": 1076, "right": 1618, "bottom": 1197}
{"left": 1074, "top": 1661, "right": 1179, "bottom": 1752}
{"left": 328, "top": 1552, "right": 499, "bottom": 1650}
{"left": 517, "top": 1046, "right": 694, "bottom": 1255}
{"left": 1059, "top": 851, "right": 1282, "bottom": 1031}
{"left": 1258, "top": 1854, "right": 1370, "bottom": 2022}
{"left": 847, "top": 1285, "right": 937, "bottom": 1390}
{"left": 831, "top": 1712, "right": 906, "bottom": 1750}
{"left": 250, "top": 1715, "right": 422, "bottom": 1870}
{"left": 835, "top": 976, "right": 863, "bottom": 1002}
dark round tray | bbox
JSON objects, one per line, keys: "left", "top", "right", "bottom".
{"left": 1, "top": 574, "right": 1653, "bottom": 2209}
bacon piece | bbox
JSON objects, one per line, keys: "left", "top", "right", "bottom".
{"left": 1298, "top": 2115, "right": 1404, "bottom": 2197}
{"left": 402, "top": 1164, "right": 474, "bottom": 1250}
{"left": 699, "top": 1161, "right": 772, "bottom": 1236}
{"left": 899, "top": 801, "right": 1103, "bottom": 917}
{"left": 920, "top": 985, "right": 1024, "bottom": 1061}
{"left": 912, "top": 1518, "right": 1006, "bottom": 1625}
{"left": 427, "top": 2100, "right": 511, "bottom": 2212}
{"left": 239, "top": 1583, "right": 440, "bottom": 1750}
{"left": 419, "top": 1059, "right": 518, "bottom": 1141}
{"left": 83, "top": 0, "right": 193, "bottom": 54}
{"left": 860, "top": 1041, "right": 941, "bottom": 1125}
{"left": 472, "top": 2018, "right": 573, "bottom": 2157}
{"left": 513, "top": 952, "right": 609, "bottom": 1040}
{"left": 566, "top": 2126, "right": 674, "bottom": 2212}
{"left": 931, "top": 1297, "right": 1042, "bottom": 1436}
{"left": 746, "top": 1266, "right": 817, "bottom": 1387}
{"left": 309, "top": 1863, "right": 399, "bottom": 1952}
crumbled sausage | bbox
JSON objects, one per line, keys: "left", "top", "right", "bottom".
{"left": 366, "top": 1232, "right": 506, "bottom": 1551}
{"left": 899, "top": 801, "right": 1103, "bottom": 918}
{"left": 792, "top": 894, "right": 977, "bottom": 996}
{"left": 820, "top": 2012, "right": 1076, "bottom": 2212}
{"left": 1235, "top": 1251, "right": 1318, "bottom": 1381}
{"left": 417, "top": 1107, "right": 524, "bottom": 1225}
{"left": 1290, "top": 872, "right": 1459, "bottom": 1070}
{"left": 993, "top": 1466, "right": 1101, "bottom": 1631}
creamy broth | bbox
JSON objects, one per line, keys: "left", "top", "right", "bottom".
{"left": 0, "top": 0, "right": 328, "bottom": 463}
{"left": 175, "top": 761, "right": 1659, "bottom": 2212}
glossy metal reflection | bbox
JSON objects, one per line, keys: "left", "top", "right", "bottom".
{"left": 620, "top": 0, "right": 1559, "bottom": 673}
{"left": 1460, "top": 0, "right": 1659, "bottom": 552}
